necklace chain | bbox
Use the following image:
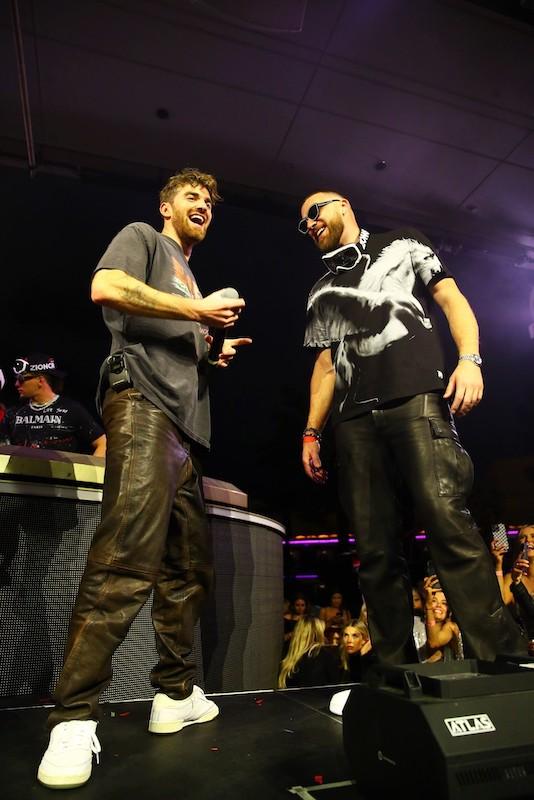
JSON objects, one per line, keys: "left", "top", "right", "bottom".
{"left": 29, "top": 394, "right": 59, "bottom": 411}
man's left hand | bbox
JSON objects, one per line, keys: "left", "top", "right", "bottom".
{"left": 215, "top": 337, "right": 253, "bottom": 368}
{"left": 443, "top": 360, "right": 483, "bottom": 416}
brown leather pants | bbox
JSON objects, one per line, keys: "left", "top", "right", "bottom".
{"left": 335, "top": 392, "right": 526, "bottom": 665}
{"left": 48, "top": 388, "right": 213, "bottom": 727}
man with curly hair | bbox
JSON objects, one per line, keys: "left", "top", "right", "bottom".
{"left": 38, "top": 168, "right": 251, "bottom": 789}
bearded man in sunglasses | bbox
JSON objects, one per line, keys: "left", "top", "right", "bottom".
{"left": 299, "top": 190, "right": 525, "bottom": 666}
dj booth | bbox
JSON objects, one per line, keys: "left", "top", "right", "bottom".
{"left": 0, "top": 445, "right": 284, "bottom": 703}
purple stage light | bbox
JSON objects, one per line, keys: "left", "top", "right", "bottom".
{"left": 287, "top": 538, "right": 338, "bottom": 546}
{"left": 286, "top": 537, "right": 356, "bottom": 546}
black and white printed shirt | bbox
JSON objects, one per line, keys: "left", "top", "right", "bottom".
{"left": 304, "top": 227, "right": 452, "bottom": 425}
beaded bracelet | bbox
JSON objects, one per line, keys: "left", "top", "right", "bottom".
{"left": 303, "top": 427, "right": 321, "bottom": 443}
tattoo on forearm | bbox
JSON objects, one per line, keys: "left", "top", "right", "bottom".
{"left": 121, "top": 283, "right": 154, "bottom": 310}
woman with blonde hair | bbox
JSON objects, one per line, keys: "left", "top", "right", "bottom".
{"left": 278, "top": 616, "right": 341, "bottom": 688}
{"left": 339, "top": 619, "right": 373, "bottom": 681}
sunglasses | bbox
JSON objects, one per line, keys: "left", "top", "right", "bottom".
{"left": 15, "top": 374, "right": 39, "bottom": 384}
{"left": 297, "top": 199, "right": 341, "bottom": 234}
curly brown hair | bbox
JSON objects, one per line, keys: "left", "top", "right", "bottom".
{"left": 159, "top": 167, "right": 222, "bottom": 205}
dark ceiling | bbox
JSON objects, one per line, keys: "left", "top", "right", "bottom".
{"left": 2, "top": 0, "right": 534, "bottom": 266}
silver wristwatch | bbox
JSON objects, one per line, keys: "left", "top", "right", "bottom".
{"left": 458, "top": 353, "right": 482, "bottom": 367}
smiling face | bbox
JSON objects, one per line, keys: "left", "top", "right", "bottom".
{"left": 161, "top": 182, "right": 213, "bottom": 250}
{"left": 431, "top": 591, "right": 449, "bottom": 622}
{"left": 519, "top": 526, "right": 534, "bottom": 548}
{"left": 300, "top": 192, "right": 346, "bottom": 252}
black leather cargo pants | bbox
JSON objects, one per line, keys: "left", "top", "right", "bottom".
{"left": 335, "top": 392, "right": 525, "bottom": 665}
{"left": 48, "top": 388, "right": 213, "bottom": 727}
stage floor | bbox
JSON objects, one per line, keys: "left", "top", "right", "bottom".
{"left": 1, "top": 686, "right": 365, "bottom": 800}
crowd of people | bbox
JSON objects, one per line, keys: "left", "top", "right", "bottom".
{"left": 281, "top": 528, "right": 534, "bottom": 690}
{"left": 278, "top": 608, "right": 374, "bottom": 690}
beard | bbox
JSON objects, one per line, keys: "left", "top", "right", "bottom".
{"left": 316, "top": 214, "right": 344, "bottom": 252}
{"left": 171, "top": 209, "right": 207, "bottom": 245}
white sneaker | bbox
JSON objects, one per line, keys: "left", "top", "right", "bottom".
{"left": 148, "top": 685, "right": 219, "bottom": 734}
{"left": 37, "top": 720, "right": 101, "bottom": 789}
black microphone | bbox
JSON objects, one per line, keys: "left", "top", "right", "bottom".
{"left": 207, "top": 287, "right": 239, "bottom": 365}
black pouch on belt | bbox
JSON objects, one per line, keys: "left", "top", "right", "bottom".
{"left": 107, "top": 351, "right": 132, "bottom": 392}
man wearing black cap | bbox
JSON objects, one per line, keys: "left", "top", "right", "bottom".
{"left": 1, "top": 354, "right": 106, "bottom": 456}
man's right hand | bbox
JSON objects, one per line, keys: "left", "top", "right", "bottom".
{"left": 193, "top": 290, "right": 245, "bottom": 328}
{"left": 303, "top": 439, "right": 328, "bottom": 484}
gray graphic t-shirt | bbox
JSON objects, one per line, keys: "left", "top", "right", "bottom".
{"left": 304, "top": 227, "right": 452, "bottom": 425}
{"left": 94, "top": 222, "right": 210, "bottom": 447}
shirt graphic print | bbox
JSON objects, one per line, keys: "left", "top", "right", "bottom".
{"left": 304, "top": 228, "right": 452, "bottom": 425}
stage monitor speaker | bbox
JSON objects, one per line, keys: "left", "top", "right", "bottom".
{"left": 343, "top": 659, "right": 534, "bottom": 800}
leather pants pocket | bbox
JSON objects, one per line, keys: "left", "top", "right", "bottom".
{"left": 429, "top": 416, "right": 474, "bottom": 497}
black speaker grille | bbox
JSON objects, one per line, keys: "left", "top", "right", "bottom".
{"left": 456, "top": 766, "right": 501, "bottom": 787}
{"left": 455, "top": 759, "right": 534, "bottom": 786}
{"left": 0, "top": 493, "right": 282, "bottom": 701}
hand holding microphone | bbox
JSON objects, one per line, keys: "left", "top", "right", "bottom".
{"left": 206, "top": 288, "right": 252, "bottom": 366}
{"left": 208, "top": 288, "right": 238, "bottom": 365}
{"left": 196, "top": 286, "right": 244, "bottom": 328}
